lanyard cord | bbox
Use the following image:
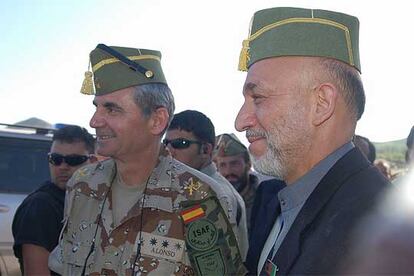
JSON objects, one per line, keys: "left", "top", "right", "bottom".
{"left": 79, "top": 162, "right": 153, "bottom": 275}
{"left": 81, "top": 163, "right": 117, "bottom": 276}
{"left": 131, "top": 173, "right": 151, "bottom": 275}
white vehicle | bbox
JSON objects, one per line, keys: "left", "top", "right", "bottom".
{"left": 0, "top": 123, "right": 53, "bottom": 276}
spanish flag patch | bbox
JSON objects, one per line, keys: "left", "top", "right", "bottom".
{"left": 181, "top": 205, "right": 205, "bottom": 224}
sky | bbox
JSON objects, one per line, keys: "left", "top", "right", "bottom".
{"left": 1, "top": 0, "right": 413, "bottom": 144}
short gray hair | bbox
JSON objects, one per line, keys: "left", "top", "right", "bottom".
{"left": 319, "top": 58, "right": 365, "bottom": 121}
{"left": 132, "top": 83, "right": 175, "bottom": 134}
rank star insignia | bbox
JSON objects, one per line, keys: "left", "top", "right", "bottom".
{"left": 175, "top": 243, "right": 182, "bottom": 250}
{"left": 184, "top": 178, "right": 201, "bottom": 195}
{"left": 162, "top": 240, "right": 169, "bottom": 248}
{"left": 150, "top": 238, "right": 157, "bottom": 246}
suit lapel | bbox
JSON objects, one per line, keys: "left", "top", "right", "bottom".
{"left": 273, "top": 148, "right": 370, "bottom": 274}
{"left": 263, "top": 186, "right": 282, "bottom": 226}
{"left": 258, "top": 182, "right": 285, "bottom": 251}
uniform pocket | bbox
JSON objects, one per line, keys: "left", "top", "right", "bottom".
{"left": 63, "top": 240, "right": 94, "bottom": 275}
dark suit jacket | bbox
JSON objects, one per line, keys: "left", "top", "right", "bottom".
{"left": 266, "top": 148, "right": 390, "bottom": 275}
{"left": 245, "top": 178, "right": 285, "bottom": 274}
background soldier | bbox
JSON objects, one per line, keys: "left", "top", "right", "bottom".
{"left": 165, "top": 110, "right": 248, "bottom": 260}
{"left": 214, "top": 133, "right": 259, "bottom": 232}
{"left": 13, "top": 125, "right": 95, "bottom": 275}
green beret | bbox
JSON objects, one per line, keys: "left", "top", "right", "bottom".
{"left": 238, "top": 7, "right": 361, "bottom": 72}
{"left": 81, "top": 44, "right": 167, "bottom": 95}
{"left": 214, "top": 133, "right": 247, "bottom": 157}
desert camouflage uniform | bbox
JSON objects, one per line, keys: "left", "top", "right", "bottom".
{"left": 49, "top": 147, "right": 246, "bottom": 276}
{"left": 200, "top": 163, "right": 248, "bottom": 260}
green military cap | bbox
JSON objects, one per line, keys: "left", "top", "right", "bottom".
{"left": 238, "top": 7, "right": 361, "bottom": 72}
{"left": 214, "top": 133, "right": 247, "bottom": 157}
{"left": 81, "top": 44, "right": 167, "bottom": 95}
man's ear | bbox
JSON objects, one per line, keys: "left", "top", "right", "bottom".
{"left": 312, "top": 83, "right": 338, "bottom": 126}
{"left": 201, "top": 143, "right": 213, "bottom": 155}
{"left": 149, "top": 107, "right": 169, "bottom": 135}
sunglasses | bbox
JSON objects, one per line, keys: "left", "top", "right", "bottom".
{"left": 163, "top": 138, "right": 202, "bottom": 149}
{"left": 48, "top": 153, "right": 90, "bottom": 167}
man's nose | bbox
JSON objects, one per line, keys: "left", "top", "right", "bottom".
{"left": 57, "top": 161, "right": 71, "bottom": 170}
{"left": 235, "top": 101, "right": 256, "bottom": 132}
{"left": 220, "top": 165, "right": 230, "bottom": 176}
{"left": 90, "top": 111, "right": 104, "bottom": 129}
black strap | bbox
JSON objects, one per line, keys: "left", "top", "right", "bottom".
{"left": 81, "top": 163, "right": 117, "bottom": 276}
{"left": 96, "top": 44, "right": 153, "bottom": 78}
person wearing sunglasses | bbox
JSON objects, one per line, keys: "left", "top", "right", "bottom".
{"left": 48, "top": 45, "right": 246, "bottom": 276}
{"left": 165, "top": 110, "right": 248, "bottom": 260}
{"left": 12, "top": 125, "right": 96, "bottom": 276}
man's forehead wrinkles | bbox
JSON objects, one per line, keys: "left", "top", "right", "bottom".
{"left": 243, "top": 81, "right": 264, "bottom": 94}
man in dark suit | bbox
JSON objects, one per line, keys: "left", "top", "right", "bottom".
{"left": 245, "top": 179, "right": 285, "bottom": 273}
{"left": 235, "top": 7, "right": 390, "bottom": 275}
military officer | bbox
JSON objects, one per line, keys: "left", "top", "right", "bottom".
{"left": 48, "top": 44, "right": 246, "bottom": 276}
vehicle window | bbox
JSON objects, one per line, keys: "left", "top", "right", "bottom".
{"left": 0, "top": 137, "right": 51, "bottom": 194}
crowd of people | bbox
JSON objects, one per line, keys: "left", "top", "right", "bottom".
{"left": 10, "top": 6, "right": 414, "bottom": 276}
{"left": 353, "top": 134, "right": 408, "bottom": 181}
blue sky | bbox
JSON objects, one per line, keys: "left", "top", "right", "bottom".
{"left": 1, "top": 0, "right": 413, "bottom": 143}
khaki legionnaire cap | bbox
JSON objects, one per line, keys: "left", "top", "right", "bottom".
{"left": 81, "top": 44, "right": 167, "bottom": 95}
{"left": 214, "top": 133, "right": 248, "bottom": 157}
{"left": 238, "top": 7, "right": 361, "bottom": 72}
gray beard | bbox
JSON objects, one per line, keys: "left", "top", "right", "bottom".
{"left": 252, "top": 145, "right": 286, "bottom": 179}
{"left": 248, "top": 127, "right": 289, "bottom": 180}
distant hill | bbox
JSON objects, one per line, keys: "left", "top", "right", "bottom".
{"left": 15, "top": 117, "right": 52, "bottom": 129}
{"left": 374, "top": 139, "right": 406, "bottom": 169}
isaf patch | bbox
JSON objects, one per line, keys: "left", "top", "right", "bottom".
{"left": 180, "top": 197, "right": 247, "bottom": 275}
{"left": 186, "top": 219, "right": 218, "bottom": 251}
